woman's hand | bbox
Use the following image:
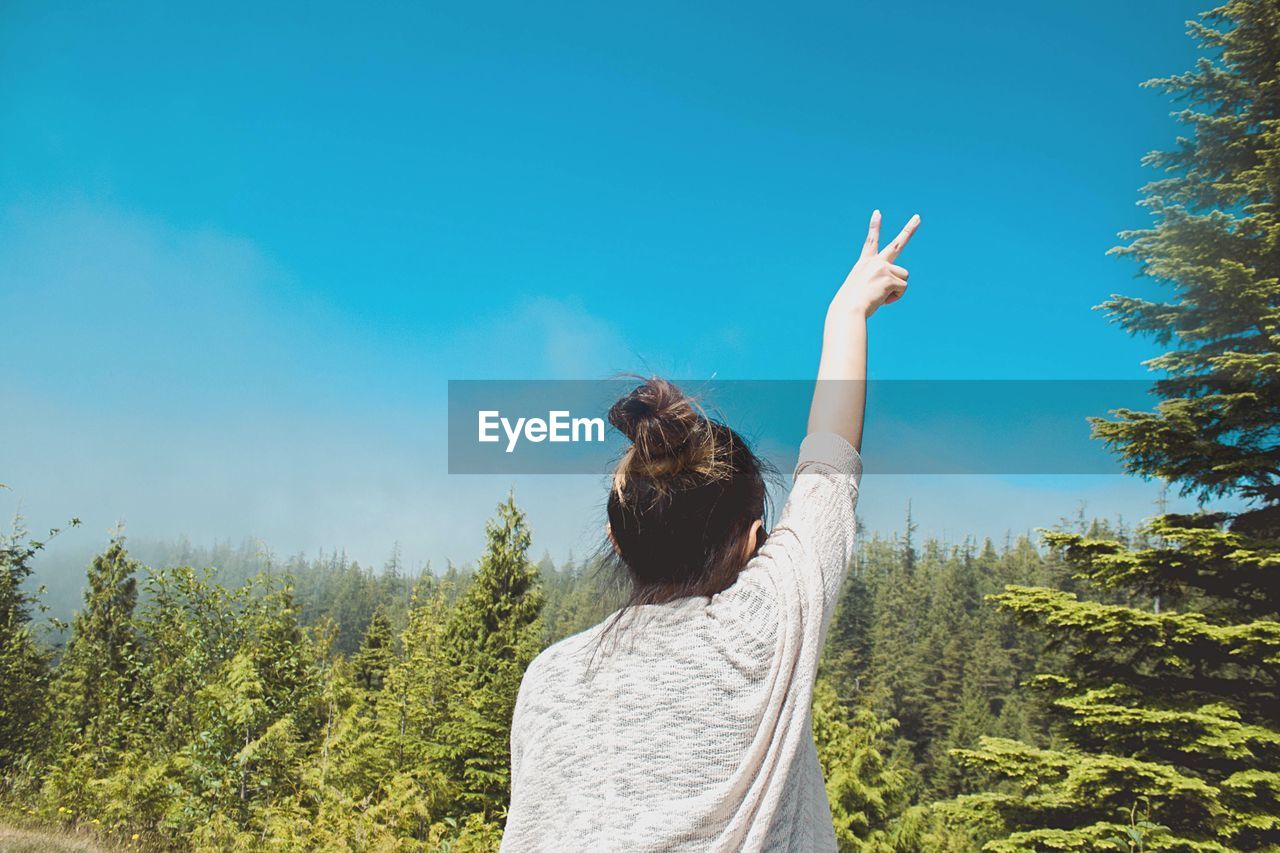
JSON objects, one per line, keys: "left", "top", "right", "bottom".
{"left": 828, "top": 210, "right": 919, "bottom": 321}
{"left": 808, "top": 209, "right": 921, "bottom": 451}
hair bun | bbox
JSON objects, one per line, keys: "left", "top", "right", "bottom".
{"left": 609, "top": 378, "right": 720, "bottom": 483}
{"left": 609, "top": 378, "right": 698, "bottom": 448}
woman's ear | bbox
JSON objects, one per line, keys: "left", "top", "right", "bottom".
{"left": 742, "top": 519, "right": 765, "bottom": 562}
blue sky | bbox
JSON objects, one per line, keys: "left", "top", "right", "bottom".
{"left": 1, "top": 0, "right": 1211, "bottom": 577}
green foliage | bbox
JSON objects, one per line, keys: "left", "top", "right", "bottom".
{"left": 813, "top": 678, "right": 909, "bottom": 851}
{"left": 4, "top": 495, "right": 543, "bottom": 849}
{"left": 1095, "top": 1, "right": 1280, "bottom": 518}
{"left": 0, "top": 513, "right": 77, "bottom": 775}
{"left": 432, "top": 493, "right": 544, "bottom": 824}
{"left": 537, "top": 551, "right": 621, "bottom": 644}
{"left": 942, "top": 738, "right": 1239, "bottom": 850}
{"left": 0, "top": 489, "right": 1084, "bottom": 849}
{"left": 809, "top": 520, "right": 1071, "bottom": 848}
{"left": 45, "top": 536, "right": 141, "bottom": 778}
{"left": 829, "top": 524, "right": 1059, "bottom": 807}
{"left": 354, "top": 607, "right": 397, "bottom": 693}
{"left": 940, "top": 3, "right": 1280, "bottom": 848}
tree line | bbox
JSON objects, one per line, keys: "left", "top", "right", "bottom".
{"left": 0, "top": 490, "right": 1071, "bottom": 850}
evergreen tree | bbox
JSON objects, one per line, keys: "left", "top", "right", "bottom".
{"left": 813, "top": 678, "right": 910, "bottom": 852}
{"left": 823, "top": 549, "right": 875, "bottom": 699}
{"left": 0, "top": 514, "right": 76, "bottom": 773}
{"left": 919, "top": 545, "right": 979, "bottom": 756}
{"left": 943, "top": 3, "right": 1280, "bottom": 847}
{"left": 865, "top": 526, "right": 930, "bottom": 772}
{"left": 353, "top": 606, "right": 396, "bottom": 693}
{"left": 384, "top": 577, "right": 455, "bottom": 773}
{"left": 48, "top": 537, "right": 141, "bottom": 771}
{"left": 433, "top": 493, "right": 544, "bottom": 824}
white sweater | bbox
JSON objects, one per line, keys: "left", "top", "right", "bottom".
{"left": 502, "top": 432, "right": 862, "bottom": 852}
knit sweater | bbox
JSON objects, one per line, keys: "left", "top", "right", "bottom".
{"left": 501, "top": 432, "right": 862, "bottom": 852}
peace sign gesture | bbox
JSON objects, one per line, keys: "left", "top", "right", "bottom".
{"left": 832, "top": 209, "right": 920, "bottom": 319}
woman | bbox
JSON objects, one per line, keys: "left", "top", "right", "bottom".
{"left": 502, "top": 210, "right": 920, "bottom": 851}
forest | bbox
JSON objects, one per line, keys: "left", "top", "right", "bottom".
{"left": 2, "top": 2, "right": 1278, "bottom": 850}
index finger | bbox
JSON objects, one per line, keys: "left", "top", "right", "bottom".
{"left": 860, "top": 209, "right": 882, "bottom": 259}
{"left": 879, "top": 214, "right": 921, "bottom": 261}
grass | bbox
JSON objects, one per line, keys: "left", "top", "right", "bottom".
{"left": 0, "top": 819, "right": 145, "bottom": 850}
{"left": 0, "top": 823, "right": 113, "bottom": 852}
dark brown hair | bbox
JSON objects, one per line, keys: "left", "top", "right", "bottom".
{"left": 603, "top": 377, "right": 772, "bottom": 607}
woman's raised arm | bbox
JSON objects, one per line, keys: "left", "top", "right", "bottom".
{"left": 807, "top": 209, "right": 920, "bottom": 451}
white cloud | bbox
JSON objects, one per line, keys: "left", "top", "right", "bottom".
{"left": 438, "top": 295, "right": 635, "bottom": 379}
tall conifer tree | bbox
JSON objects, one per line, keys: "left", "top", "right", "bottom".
{"left": 353, "top": 606, "right": 396, "bottom": 693}
{"left": 944, "top": 3, "right": 1280, "bottom": 848}
{"left": 433, "top": 493, "right": 544, "bottom": 823}
{"left": 49, "top": 537, "right": 140, "bottom": 769}
{"left": 0, "top": 515, "right": 75, "bottom": 772}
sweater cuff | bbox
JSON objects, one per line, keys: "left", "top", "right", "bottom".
{"left": 794, "top": 432, "right": 863, "bottom": 484}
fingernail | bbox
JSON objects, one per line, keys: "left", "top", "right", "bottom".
{"left": 873, "top": 209, "right": 881, "bottom": 219}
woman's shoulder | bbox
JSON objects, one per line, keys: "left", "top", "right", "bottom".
{"left": 707, "top": 566, "right": 782, "bottom": 648}
{"left": 520, "top": 620, "right": 610, "bottom": 695}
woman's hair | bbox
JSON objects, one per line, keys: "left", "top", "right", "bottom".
{"left": 603, "top": 377, "right": 773, "bottom": 608}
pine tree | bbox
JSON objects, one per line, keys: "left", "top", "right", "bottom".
{"left": 433, "top": 493, "right": 544, "bottom": 823}
{"left": 919, "top": 545, "right": 979, "bottom": 754}
{"left": 353, "top": 606, "right": 396, "bottom": 694}
{"left": 0, "top": 514, "right": 76, "bottom": 772}
{"left": 383, "top": 577, "right": 454, "bottom": 773}
{"left": 813, "top": 678, "right": 911, "bottom": 852}
{"left": 48, "top": 537, "right": 141, "bottom": 771}
{"left": 346, "top": 576, "right": 457, "bottom": 842}
{"left": 865, "top": 525, "right": 930, "bottom": 770}
{"left": 943, "top": 3, "right": 1280, "bottom": 848}
{"left": 823, "top": 556, "right": 875, "bottom": 699}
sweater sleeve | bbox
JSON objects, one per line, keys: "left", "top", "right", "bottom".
{"left": 712, "top": 432, "right": 862, "bottom": 640}
{"left": 508, "top": 653, "right": 540, "bottom": 797}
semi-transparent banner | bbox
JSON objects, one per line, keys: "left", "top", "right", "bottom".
{"left": 447, "top": 380, "right": 1156, "bottom": 475}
